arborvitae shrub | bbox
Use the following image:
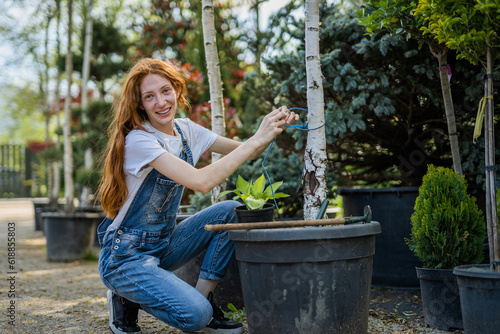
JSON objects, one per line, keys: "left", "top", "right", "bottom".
{"left": 406, "top": 165, "right": 486, "bottom": 269}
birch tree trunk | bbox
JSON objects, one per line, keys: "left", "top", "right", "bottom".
{"left": 79, "top": 0, "right": 93, "bottom": 206}
{"left": 303, "top": 0, "right": 327, "bottom": 220}
{"left": 51, "top": 0, "right": 62, "bottom": 206}
{"left": 201, "top": 0, "right": 226, "bottom": 204}
{"left": 42, "top": 10, "right": 57, "bottom": 206}
{"left": 63, "top": 0, "right": 74, "bottom": 213}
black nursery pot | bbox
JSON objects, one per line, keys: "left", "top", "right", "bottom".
{"left": 235, "top": 203, "right": 274, "bottom": 223}
{"left": 229, "top": 222, "right": 382, "bottom": 334}
{"left": 454, "top": 264, "right": 500, "bottom": 334}
{"left": 42, "top": 212, "right": 100, "bottom": 262}
{"left": 416, "top": 267, "right": 463, "bottom": 330}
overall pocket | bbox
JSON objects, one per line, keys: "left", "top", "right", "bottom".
{"left": 111, "top": 229, "right": 166, "bottom": 259}
{"left": 146, "top": 178, "right": 180, "bottom": 223}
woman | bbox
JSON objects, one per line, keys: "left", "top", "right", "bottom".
{"left": 97, "top": 58, "right": 298, "bottom": 334}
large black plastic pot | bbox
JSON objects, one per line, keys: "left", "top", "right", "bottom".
{"left": 340, "top": 187, "right": 421, "bottom": 287}
{"left": 42, "top": 212, "right": 100, "bottom": 262}
{"left": 33, "top": 202, "right": 64, "bottom": 232}
{"left": 229, "top": 222, "right": 381, "bottom": 334}
{"left": 416, "top": 267, "right": 462, "bottom": 330}
{"left": 454, "top": 264, "right": 500, "bottom": 334}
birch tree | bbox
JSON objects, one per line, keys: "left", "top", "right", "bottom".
{"left": 41, "top": 7, "right": 58, "bottom": 206}
{"left": 51, "top": 0, "right": 62, "bottom": 206}
{"left": 79, "top": 0, "right": 93, "bottom": 206}
{"left": 63, "top": 0, "right": 74, "bottom": 213}
{"left": 303, "top": 0, "right": 327, "bottom": 220}
{"left": 201, "top": 0, "right": 226, "bottom": 204}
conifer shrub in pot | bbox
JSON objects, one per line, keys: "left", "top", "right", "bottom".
{"left": 406, "top": 165, "right": 486, "bottom": 330}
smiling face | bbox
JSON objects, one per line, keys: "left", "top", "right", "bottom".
{"left": 140, "top": 73, "right": 178, "bottom": 135}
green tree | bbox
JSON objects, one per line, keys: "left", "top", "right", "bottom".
{"left": 0, "top": 84, "right": 45, "bottom": 143}
{"left": 412, "top": 0, "right": 500, "bottom": 270}
{"left": 358, "top": 0, "right": 463, "bottom": 177}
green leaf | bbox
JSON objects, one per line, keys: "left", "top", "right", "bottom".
{"left": 244, "top": 196, "right": 266, "bottom": 210}
{"left": 217, "top": 190, "right": 238, "bottom": 200}
{"left": 263, "top": 181, "right": 284, "bottom": 198}
{"left": 236, "top": 175, "right": 250, "bottom": 194}
{"left": 251, "top": 174, "right": 266, "bottom": 197}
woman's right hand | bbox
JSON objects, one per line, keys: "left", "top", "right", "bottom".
{"left": 251, "top": 106, "right": 299, "bottom": 148}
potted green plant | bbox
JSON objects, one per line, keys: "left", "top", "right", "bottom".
{"left": 406, "top": 165, "right": 486, "bottom": 330}
{"left": 218, "top": 174, "right": 289, "bottom": 223}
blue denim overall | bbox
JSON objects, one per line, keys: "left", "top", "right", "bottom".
{"left": 98, "top": 123, "right": 240, "bottom": 332}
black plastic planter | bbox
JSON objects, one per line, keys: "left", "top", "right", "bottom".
{"left": 416, "top": 267, "right": 462, "bottom": 330}
{"left": 340, "top": 187, "right": 421, "bottom": 287}
{"left": 42, "top": 212, "right": 100, "bottom": 262}
{"left": 229, "top": 222, "right": 381, "bottom": 334}
{"left": 235, "top": 203, "right": 274, "bottom": 223}
{"left": 454, "top": 264, "right": 500, "bottom": 334}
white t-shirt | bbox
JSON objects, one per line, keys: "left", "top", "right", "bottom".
{"left": 108, "top": 118, "right": 218, "bottom": 231}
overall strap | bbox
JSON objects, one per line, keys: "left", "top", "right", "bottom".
{"left": 174, "top": 122, "right": 194, "bottom": 166}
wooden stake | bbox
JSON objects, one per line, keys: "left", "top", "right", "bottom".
{"left": 204, "top": 218, "right": 346, "bottom": 231}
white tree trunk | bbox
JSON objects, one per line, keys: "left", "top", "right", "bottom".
{"left": 63, "top": 0, "right": 74, "bottom": 213}
{"left": 303, "top": 0, "right": 327, "bottom": 220}
{"left": 42, "top": 11, "right": 57, "bottom": 206}
{"left": 202, "top": 0, "right": 226, "bottom": 204}
{"left": 79, "top": 0, "right": 93, "bottom": 207}
{"left": 51, "top": 0, "right": 62, "bottom": 207}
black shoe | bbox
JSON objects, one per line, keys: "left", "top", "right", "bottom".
{"left": 203, "top": 292, "right": 244, "bottom": 334}
{"left": 107, "top": 290, "right": 141, "bottom": 334}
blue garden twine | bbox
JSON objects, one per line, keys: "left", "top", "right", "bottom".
{"left": 262, "top": 107, "right": 325, "bottom": 210}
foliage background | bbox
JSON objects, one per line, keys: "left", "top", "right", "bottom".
{"left": 0, "top": 0, "right": 498, "bottom": 216}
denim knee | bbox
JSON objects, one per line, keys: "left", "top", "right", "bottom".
{"left": 217, "top": 200, "right": 240, "bottom": 223}
{"left": 177, "top": 297, "right": 213, "bottom": 332}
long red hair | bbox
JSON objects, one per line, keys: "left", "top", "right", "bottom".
{"left": 98, "top": 58, "right": 189, "bottom": 218}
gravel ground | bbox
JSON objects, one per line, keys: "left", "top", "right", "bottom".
{"left": 0, "top": 199, "right": 463, "bottom": 334}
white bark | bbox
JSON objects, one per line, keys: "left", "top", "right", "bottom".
{"left": 42, "top": 10, "right": 57, "bottom": 206}
{"left": 80, "top": 0, "right": 94, "bottom": 206}
{"left": 202, "top": 0, "right": 226, "bottom": 204}
{"left": 303, "top": 0, "right": 327, "bottom": 220}
{"left": 51, "top": 0, "right": 62, "bottom": 207}
{"left": 63, "top": 0, "right": 74, "bottom": 212}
